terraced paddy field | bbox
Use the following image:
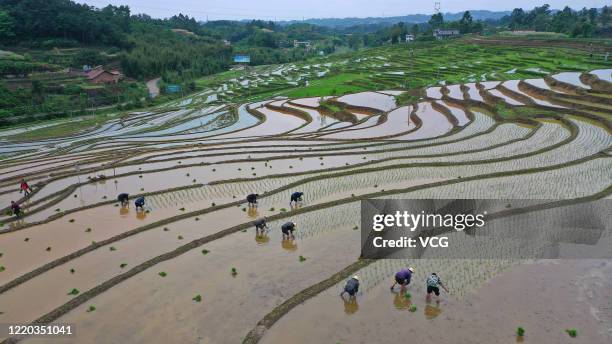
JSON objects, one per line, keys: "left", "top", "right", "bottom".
{"left": 0, "top": 40, "right": 611, "bottom": 344}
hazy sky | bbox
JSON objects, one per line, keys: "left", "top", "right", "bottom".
{"left": 78, "top": 0, "right": 608, "bottom": 21}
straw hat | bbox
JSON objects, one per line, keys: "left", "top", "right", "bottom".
{"left": 408, "top": 266, "right": 415, "bottom": 272}
{"left": 353, "top": 275, "right": 359, "bottom": 280}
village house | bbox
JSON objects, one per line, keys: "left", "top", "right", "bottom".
{"left": 85, "top": 66, "right": 123, "bottom": 84}
{"left": 433, "top": 29, "right": 460, "bottom": 40}
{"left": 293, "top": 40, "right": 312, "bottom": 50}
{"left": 405, "top": 34, "right": 415, "bottom": 42}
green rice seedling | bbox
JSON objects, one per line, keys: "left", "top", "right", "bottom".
{"left": 102, "top": 196, "right": 107, "bottom": 199}
{"left": 46, "top": 247, "right": 51, "bottom": 251}
{"left": 231, "top": 267, "right": 238, "bottom": 276}
{"left": 55, "top": 208, "right": 61, "bottom": 212}
{"left": 24, "top": 238, "right": 29, "bottom": 242}
{"left": 242, "top": 208, "right": 246, "bottom": 212}
{"left": 70, "top": 268, "right": 75, "bottom": 274}
{"left": 318, "top": 157, "right": 323, "bottom": 160}
{"left": 67, "top": 288, "right": 79, "bottom": 295}
{"left": 86, "top": 227, "right": 94, "bottom": 233}
{"left": 320, "top": 163, "right": 324, "bottom": 166}
{"left": 0, "top": 266, "right": 5, "bottom": 272}
{"left": 109, "top": 247, "right": 116, "bottom": 251}
{"left": 299, "top": 157, "right": 303, "bottom": 160}
{"left": 241, "top": 229, "right": 247, "bottom": 232}
{"left": 120, "top": 263, "right": 127, "bottom": 268}
{"left": 74, "top": 194, "right": 77, "bottom": 198}
{"left": 139, "top": 175, "right": 143, "bottom": 178}
{"left": 87, "top": 305, "right": 96, "bottom": 312}
{"left": 69, "top": 219, "right": 75, "bottom": 223}
{"left": 353, "top": 226, "right": 358, "bottom": 230}
{"left": 212, "top": 168, "right": 216, "bottom": 172}
{"left": 186, "top": 173, "right": 190, "bottom": 176}
{"left": 201, "top": 249, "right": 209, "bottom": 255}
{"left": 269, "top": 207, "right": 275, "bottom": 211}
{"left": 163, "top": 227, "right": 170, "bottom": 231}
{"left": 211, "top": 203, "right": 216, "bottom": 206}
{"left": 252, "top": 173, "right": 256, "bottom": 176}
{"left": 192, "top": 294, "right": 202, "bottom": 303}
{"left": 0, "top": 252, "right": 3, "bottom": 257}
{"left": 179, "top": 207, "right": 185, "bottom": 211}
{"left": 299, "top": 255, "right": 307, "bottom": 262}
{"left": 238, "top": 168, "right": 242, "bottom": 171}
{"left": 195, "top": 217, "right": 200, "bottom": 221}
{"left": 565, "top": 328, "right": 577, "bottom": 338}
{"left": 140, "top": 188, "right": 144, "bottom": 191}
{"left": 91, "top": 241, "right": 97, "bottom": 245}
{"left": 178, "top": 235, "right": 183, "bottom": 240}
{"left": 280, "top": 208, "right": 287, "bottom": 212}
{"left": 158, "top": 272, "right": 167, "bottom": 277}
{"left": 404, "top": 292, "right": 411, "bottom": 299}
{"left": 192, "top": 179, "right": 197, "bottom": 183}
{"left": 145, "top": 209, "right": 150, "bottom": 213}
{"left": 409, "top": 305, "right": 417, "bottom": 312}
{"left": 516, "top": 327, "right": 525, "bottom": 337}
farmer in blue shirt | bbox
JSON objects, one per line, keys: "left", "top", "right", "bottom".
{"left": 341, "top": 275, "right": 360, "bottom": 299}
{"left": 390, "top": 267, "right": 414, "bottom": 290}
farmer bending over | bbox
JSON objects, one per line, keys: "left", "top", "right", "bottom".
{"left": 290, "top": 191, "right": 304, "bottom": 205}
{"left": 11, "top": 201, "right": 22, "bottom": 217}
{"left": 117, "top": 193, "right": 129, "bottom": 206}
{"left": 426, "top": 273, "right": 449, "bottom": 300}
{"left": 135, "top": 196, "right": 145, "bottom": 211}
{"left": 246, "top": 193, "right": 259, "bottom": 207}
{"left": 390, "top": 266, "right": 414, "bottom": 290}
{"left": 254, "top": 217, "right": 268, "bottom": 233}
{"left": 281, "top": 221, "right": 296, "bottom": 239}
{"left": 341, "top": 275, "right": 360, "bottom": 300}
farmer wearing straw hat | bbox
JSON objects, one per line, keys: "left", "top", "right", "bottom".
{"left": 390, "top": 266, "right": 414, "bottom": 290}
{"left": 117, "top": 193, "right": 129, "bottom": 207}
{"left": 290, "top": 191, "right": 304, "bottom": 205}
{"left": 341, "top": 275, "right": 360, "bottom": 299}
{"left": 11, "top": 201, "right": 22, "bottom": 217}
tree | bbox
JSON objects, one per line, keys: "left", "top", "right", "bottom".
{"left": 347, "top": 34, "right": 360, "bottom": 49}
{"left": 459, "top": 11, "right": 473, "bottom": 34}
{"left": 411, "top": 24, "right": 419, "bottom": 37}
{"left": 0, "top": 10, "right": 15, "bottom": 41}
{"left": 509, "top": 8, "right": 525, "bottom": 30}
{"left": 429, "top": 13, "right": 444, "bottom": 29}
{"left": 600, "top": 6, "right": 611, "bottom": 27}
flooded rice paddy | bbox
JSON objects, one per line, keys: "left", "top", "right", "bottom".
{"left": 0, "top": 70, "right": 610, "bottom": 344}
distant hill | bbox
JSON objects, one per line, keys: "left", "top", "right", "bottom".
{"left": 277, "top": 10, "right": 511, "bottom": 28}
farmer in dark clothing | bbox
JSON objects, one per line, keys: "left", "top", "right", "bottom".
{"left": 246, "top": 193, "right": 259, "bottom": 207}
{"left": 290, "top": 191, "right": 304, "bottom": 205}
{"left": 254, "top": 217, "right": 268, "bottom": 233}
{"left": 390, "top": 267, "right": 414, "bottom": 290}
{"left": 11, "top": 201, "right": 22, "bottom": 217}
{"left": 426, "top": 273, "right": 449, "bottom": 299}
{"left": 20, "top": 179, "right": 32, "bottom": 196}
{"left": 134, "top": 197, "right": 145, "bottom": 211}
{"left": 281, "top": 221, "right": 296, "bottom": 239}
{"left": 341, "top": 275, "right": 360, "bottom": 299}
{"left": 117, "top": 193, "right": 129, "bottom": 206}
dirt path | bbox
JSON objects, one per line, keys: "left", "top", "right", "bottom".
{"left": 146, "top": 78, "right": 160, "bottom": 98}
